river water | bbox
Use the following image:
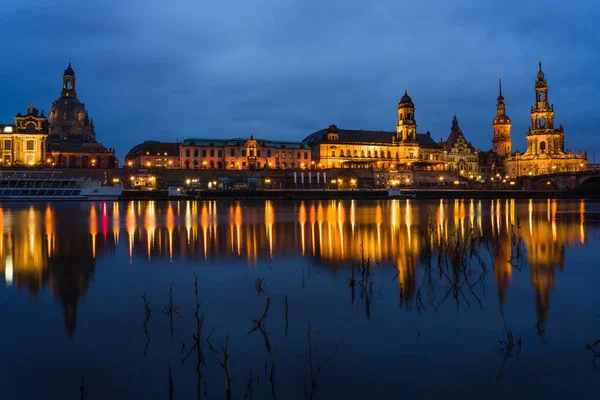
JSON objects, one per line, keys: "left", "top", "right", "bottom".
{"left": 0, "top": 199, "right": 599, "bottom": 399}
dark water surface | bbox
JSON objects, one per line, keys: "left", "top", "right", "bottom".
{"left": 1, "top": 199, "right": 600, "bottom": 399}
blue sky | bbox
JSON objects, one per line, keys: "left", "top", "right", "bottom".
{"left": 0, "top": 0, "right": 598, "bottom": 161}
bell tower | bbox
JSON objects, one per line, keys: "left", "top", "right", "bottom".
{"left": 492, "top": 76, "right": 512, "bottom": 157}
{"left": 62, "top": 61, "right": 77, "bottom": 98}
{"left": 396, "top": 90, "right": 417, "bottom": 142}
{"left": 526, "top": 61, "right": 564, "bottom": 156}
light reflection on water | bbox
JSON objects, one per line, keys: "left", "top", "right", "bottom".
{"left": 0, "top": 199, "right": 599, "bottom": 398}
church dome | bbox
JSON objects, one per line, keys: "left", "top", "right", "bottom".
{"left": 399, "top": 89, "right": 414, "bottom": 106}
{"left": 493, "top": 114, "right": 511, "bottom": 125}
{"left": 64, "top": 62, "right": 75, "bottom": 76}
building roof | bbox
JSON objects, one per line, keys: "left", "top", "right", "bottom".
{"left": 303, "top": 128, "right": 442, "bottom": 149}
{"left": 181, "top": 137, "right": 310, "bottom": 149}
{"left": 50, "top": 142, "right": 115, "bottom": 155}
{"left": 125, "top": 141, "right": 180, "bottom": 159}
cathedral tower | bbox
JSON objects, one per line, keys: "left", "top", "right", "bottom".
{"left": 526, "top": 61, "right": 564, "bottom": 156}
{"left": 396, "top": 90, "right": 417, "bottom": 142}
{"left": 492, "top": 76, "right": 512, "bottom": 157}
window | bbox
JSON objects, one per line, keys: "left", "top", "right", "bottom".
{"left": 288, "top": 152, "right": 292, "bottom": 159}
{"left": 540, "top": 118, "right": 545, "bottom": 128}
{"left": 275, "top": 152, "right": 279, "bottom": 158}
{"left": 331, "top": 150, "right": 336, "bottom": 157}
{"left": 202, "top": 149, "right": 207, "bottom": 157}
{"left": 242, "top": 149, "right": 246, "bottom": 157}
{"left": 304, "top": 151, "right": 308, "bottom": 160}
{"left": 218, "top": 150, "right": 222, "bottom": 157}
{"left": 267, "top": 150, "right": 272, "bottom": 157}
{"left": 185, "top": 149, "right": 190, "bottom": 157}
{"left": 257, "top": 150, "right": 261, "bottom": 157}
{"left": 242, "top": 162, "right": 246, "bottom": 168}
{"left": 26, "top": 140, "right": 35, "bottom": 151}
{"left": 210, "top": 149, "right": 214, "bottom": 157}
{"left": 194, "top": 149, "right": 199, "bottom": 157}
{"left": 193, "top": 160, "right": 199, "bottom": 167}
{"left": 4, "top": 140, "right": 11, "bottom": 151}
{"left": 340, "top": 150, "right": 344, "bottom": 157}
{"left": 387, "top": 151, "right": 391, "bottom": 158}
{"left": 282, "top": 152, "right": 286, "bottom": 159}
{"left": 540, "top": 141, "right": 546, "bottom": 153}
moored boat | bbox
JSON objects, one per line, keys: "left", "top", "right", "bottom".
{"left": 0, "top": 171, "right": 123, "bottom": 201}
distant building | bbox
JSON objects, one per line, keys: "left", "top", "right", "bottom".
{"left": 505, "top": 62, "right": 587, "bottom": 177}
{"left": 180, "top": 136, "right": 311, "bottom": 169}
{"left": 46, "top": 63, "right": 118, "bottom": 168}
{"left": 303, "top": 91, "right": 445, "bottom": 170}
{"left": 125, "top": 141, "right": 180, "bottom": 168}
{"left": 441, "top": 115, "right": 479, "bottom": 178}
{"left": 0, "top": 105, "right": 49, "bottom": 167}
{"left": 492, "top": 77, "right": 512, "bottom": 161}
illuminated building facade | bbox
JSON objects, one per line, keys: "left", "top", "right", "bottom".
{"left": 441, "top": 115, "right": 479, "bottom": 177}
{"left": 125, "top": 141, "right": 180, "bottom": 168}
{"left": 47, "top": 63, "right": 118, "bottom": 168}
{"left": 303, "top": 91, "right": 445, "bottom": 170}
{"left": 505, "top": 62, "right": 587, "bottom": 177}
{"left": 180, "top": 136, "right": 311, "bottom": 170}
{"left": 492, "top": 77, "right": 512, "bottom": 159}
{"left": 0, "top": 105, "right": 48, "bottom": 166}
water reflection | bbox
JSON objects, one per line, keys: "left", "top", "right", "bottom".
{"left": 0, "top": 199, "right": 594, "bottom": 336}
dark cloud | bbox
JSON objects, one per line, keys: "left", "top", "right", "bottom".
{"left": 0, "top": 0, "right": 598, "bottom": 160}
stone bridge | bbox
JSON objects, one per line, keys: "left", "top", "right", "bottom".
{"left": 527, "top": 169, "right": 600, "bottom": 191}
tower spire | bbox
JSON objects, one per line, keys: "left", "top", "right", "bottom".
{"left": 498, "top": 73, "right": 503, "bottom": 98}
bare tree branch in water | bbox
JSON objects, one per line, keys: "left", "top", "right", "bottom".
{"left": 346, "top": 243, "right": 375, "bottom": 319}
{"left": 304, "top": 318, "right": 344, "bottom": 400}
{"left": 255, "top": 278, "right": 266, "bottom": 296}
{"left": 208, "top": 334, "right": 236, "bottom": 400}
{"left": 162, "top": 283, "right": 185, "bottom": 340}
{"left": 496, "top": 309, "right": 522, "bottom": 378}
{"left": 536, "top": 307, "right": 549, "bottom": 344}
{"left": 79, "top": 376, "right": 88, "bottom": 400}
{"left": 244, "top": 369, "right": 259, "bottom": 400}
{"left": 248, "top": 297, "right": 272, "bottom": 354}
{"left": 142, "top": 292, "right": 151, "bottom": 355}
{"left": 269, "top": 347, "right": 278, "bottom": 399}
{"left": 585, "top": 339, "right": 600, "bottom": 371}
{"left": 168, "top": 358, "right": 174, "bottom": 400}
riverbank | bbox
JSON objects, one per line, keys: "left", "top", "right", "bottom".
{"left": 120, "top": 188, "right": 599, "bottom": 201}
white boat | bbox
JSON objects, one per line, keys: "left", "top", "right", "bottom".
{"left": 0, "top": 171, "right": 124, "bottom": 201}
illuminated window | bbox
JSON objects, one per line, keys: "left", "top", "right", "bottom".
{"left": 4, "top": 140, "right": 11, "bottom": 150}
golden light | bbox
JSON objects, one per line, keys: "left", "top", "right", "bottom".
{"left": 129, "top": 176, "right": 135, "bottom": 181}
{"left": 168, "top": 160, "right": 173, "bottom": 165}
{"left": 439, "top": 176, "right": 444, "bottom": 181}
{"left": 127, "top": 161, "right": 133, "bottom": 167}
{"left": 528, "top": 171, "right": 533, "bottom": 176}
{"left": 509, "top": 181, "right": 516, "bottom": 185}
{"left": 148, "top": 176, "right": 156, "bottom": 182}
{"left": 502, "top": 179, "right": 507, "bottom": 183}
{"left": 351, "top": 178, "right": 357, "bottom": 184}
{"left": 185, "top": 179, "right": 191, "bottom": 185}
{"left": 46, "top": 158, "right": 52, "bottom": 163}
{"left": 547, "top": 181, "right": 552, "bottom": 185}
{"left": 202, "top": 161, "right": 207, "bottom": 165}
{"left": 331, "top": 179, "right": 337, "bottom": 184}
{"left": 551, "top": 165, "right": 556, "bottom": 170}
{"left": 453, "top": 180, "right": 459, "bottom": 185}
{"left": 265, "top": 178, "right": 271, "bottom": 184}
{"left": 28, "top": 161, "right": 34, "bottom": 166}
{"left": 145, "top": 161, "right": 151, "bottom": 167}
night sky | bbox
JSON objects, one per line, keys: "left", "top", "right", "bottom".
{"left": 1, "top": 0, "right": 598, "bottom": 161}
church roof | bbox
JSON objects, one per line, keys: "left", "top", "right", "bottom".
{"left": 182, "top": 137, "right": 310, "bottom": 149}
{"left": 303, "top": 128, "right": 442, "bottom": 149}
{"left": 125, "top": 141, "right": 180, "bottom": 159}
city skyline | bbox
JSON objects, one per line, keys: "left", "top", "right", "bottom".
{"left": 1, "top": 0, "right": 598, "bottom": 162}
